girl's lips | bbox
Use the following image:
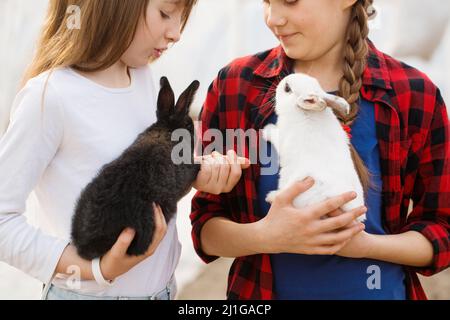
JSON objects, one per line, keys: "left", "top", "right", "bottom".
{"left": 153, "top": 48, "right": 166, "bottom": 58}
{"left": 278, "top": 33, "right": 299, "bottom": 42}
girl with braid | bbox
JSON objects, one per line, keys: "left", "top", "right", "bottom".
{"left": 190, "top": 0, "right": 450, "bottom": 299}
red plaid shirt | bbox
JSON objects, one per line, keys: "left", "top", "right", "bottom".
{"left": 190, "top": 41, "right": 450, "bottom": 300}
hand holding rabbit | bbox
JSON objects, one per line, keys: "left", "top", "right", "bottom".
{"left": 56, "top": 203, "right": 167, "bottom": 281}
{"left": 258, "top": 178, "right": 367, "bottom": 255}
{"left": 71, "top": 77, "right": 200, "bottom": 260}
{"left": 99, "top": 203, "right": 168, "bottom": 281}
{"left": 193, "top": 150, "right": 251, "bottom": 194}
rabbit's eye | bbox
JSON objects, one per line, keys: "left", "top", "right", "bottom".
{"left": 284, "top": 83, "right": 292, "bottom": 93}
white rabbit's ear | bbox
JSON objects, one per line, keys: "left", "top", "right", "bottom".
{"left": 175, "top": 80, "right": 200, "bottom": 117}
{"left": 322, "top": 93, "right": 351, "bottom": 116}
{"left": 157, "top": 77, "right": 175, "bottom": 120}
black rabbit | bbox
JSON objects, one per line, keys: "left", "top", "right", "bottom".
{"left": 71, "top": 77, "right": 201, "bottom": 260}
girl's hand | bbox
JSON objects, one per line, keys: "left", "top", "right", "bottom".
{"left": 258, "top": 177, "right": 367, "bottom": 255}
{"left": 99, "top": 203, "right": 167, "bottom": 281}
{"left": 325, "top": 207, "right": 373, "bottom": 259}
{"left": 193, "top": 150, "right": 250, "bottom": 194}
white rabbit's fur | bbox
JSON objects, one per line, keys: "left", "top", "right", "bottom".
{"left": 262, "top": 73, "right": 366, "bottom": 221}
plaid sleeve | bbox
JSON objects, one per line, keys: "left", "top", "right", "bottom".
{"left": 190, "top": 72, "right": 230, "bottom": 263}
{"left": 401, "top": 89, "right": 450, "bottom": 275}
{"left": 191, "top": 191, "right": 228, "bottom": 263}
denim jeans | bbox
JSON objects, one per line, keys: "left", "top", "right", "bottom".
{"left": 42, "top": 277, "right": 175, "bottom": 300}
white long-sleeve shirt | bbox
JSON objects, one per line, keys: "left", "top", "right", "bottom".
{"left": 0, "top": 66, "right": 181, "bottom": 297}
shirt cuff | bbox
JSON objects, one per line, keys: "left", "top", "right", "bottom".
{"left": 400, "top": 221, "right": 450, "bottom": 276}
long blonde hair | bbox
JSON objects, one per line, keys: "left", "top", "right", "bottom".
{"left": 23, "top": 0, "right": 197, "bottom": 85}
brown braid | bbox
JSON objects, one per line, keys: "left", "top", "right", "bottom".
{"left": 339, "top": 0, "right": 372, "bottom": 125}
{"left": 337, "top": 0, "right": 375, "bottom": 197}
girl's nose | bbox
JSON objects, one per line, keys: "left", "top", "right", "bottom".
{"left": 166, "top": 24, "right": 181, "bottom": 43}
{"left": 266, "top": 8, "right": 287, "bottom": 28}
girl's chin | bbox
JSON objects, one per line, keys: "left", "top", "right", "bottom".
{"left": 125, "top": 57, "right": 155, "bottom": 68}
{"left": 148, "top": 51, "right": 163, "bottom": 63}
{"left": 282, "top": 45, "right": 300, "bottom": 58}
{"left": 281, "top": 45, "right": 308, "bottom": 61}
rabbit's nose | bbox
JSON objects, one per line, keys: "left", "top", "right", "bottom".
{"left": 297, "top": 95, "right": 327, "bottom": 111}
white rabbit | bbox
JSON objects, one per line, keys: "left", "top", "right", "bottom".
{"left": 262, "top": 73, "right": 366, "bottom": 222}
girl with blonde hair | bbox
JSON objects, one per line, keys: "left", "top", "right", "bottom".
{"left": 0, "top": 0, "right": 210, "bottom": 300}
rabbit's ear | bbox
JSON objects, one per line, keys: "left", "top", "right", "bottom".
{"left": 175, "top": 80, "right": 200, "bottom": 116}
{"left": 322, "top": 93, "right": 351, "bottom": 118}
{"left": 157, "top": 77, "right": 175, "bottom": 120}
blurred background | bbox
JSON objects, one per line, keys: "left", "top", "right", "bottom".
{"left": 0, "top": 0, "right": 449, "bottom": 299}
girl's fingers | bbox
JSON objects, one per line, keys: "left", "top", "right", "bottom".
{"left": 225, "top": 150, "right": 242, "bottom": 191}
{"left": 237, "top": 156, "right": 251, "bottom": 169}
{"left": 198, "top": 156, "right": 217, "bottom": 190}
{"left": 307, "top": 191, "right": 358, "bottom": 219}
{"left": 208, "top": 154, "right": 221, "bottom": 185}
{"left": 277, "top": 178, "right": 315, "bottom": 205}
{"left": 313, "top": 243, "right": 348, "bottom": 255}
{"left": 315, "top": 206, "right": 367, "bottom": 233}
{"left": 196, "top": 152, "right": 248, "bottom": 194}
{"left": 145, "top": 203, "right": 167, "bottom": 256}
{"left": 228, "top": 150, "right": 251, "bottom": 169}
{"left": 213, "top": 152, "right": 230, "bottom": 187}
{"left": 110, "top": 228, "right": 136, "bottom": 258}
{"left": 199, "top": 160, "right": 213, "bottom": 184}
{"left": 193, "top": 157, "right": 212, "bottom": 190}
{"left": 154, "top": 203, "right": 167, "bottom": 236}
{"left": 314, "top": 223, "right": 364, "bottom": 246}
{"left": 193, "top": 156, "right": 203, "bottom": 164}
{"left": 327, "top": 208, "right": 344, "bottom": 218}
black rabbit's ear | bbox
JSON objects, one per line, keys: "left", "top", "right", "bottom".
{"left": 157, "top": 77, "right": 175, "bottom": 120}
{"left": 175, "top": 80, "right": 200, "bottom": 116}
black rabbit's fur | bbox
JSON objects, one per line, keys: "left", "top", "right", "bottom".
{"left": 71, "top": 77, "right": 201, "bottom": 260}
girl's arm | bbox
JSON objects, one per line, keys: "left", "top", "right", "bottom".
{"left": 0, "top": 78, "right": 165, "bottom": 286}
{"left": 200, "top": 179, "right": 367, "bottom": 258}
{"left": 200, "top": 217, "right": 265, "bottom": 257}
{"left": 55, "top": 204, "right": 168, "bottom": 282}
{"left": 399, "top": 89, "right": 450, "bottom": 273}
{"left": 368, "top": 232, "right": 433, "bottom": 267}
{"left": 0, "top": 79, "right": 69, "bottom": 285}
{"left": 339, "top": 89, "right": 450, "bottom": 271}
{"left": 337, "top": 230, "right": 434, "bottom": 267}
{"left": 55, "top": 245, "right": 94, "bottom": 280}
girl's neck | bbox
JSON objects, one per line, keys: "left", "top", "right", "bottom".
{"left": 293, "top": 41, "right": 345, "bottom": 93}
{"left": 76, "top": 60, "right": 131, "bottom": 89}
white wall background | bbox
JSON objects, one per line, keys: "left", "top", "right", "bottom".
{"left": 1, "top": 0, "right": 449, "bottom": 299}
